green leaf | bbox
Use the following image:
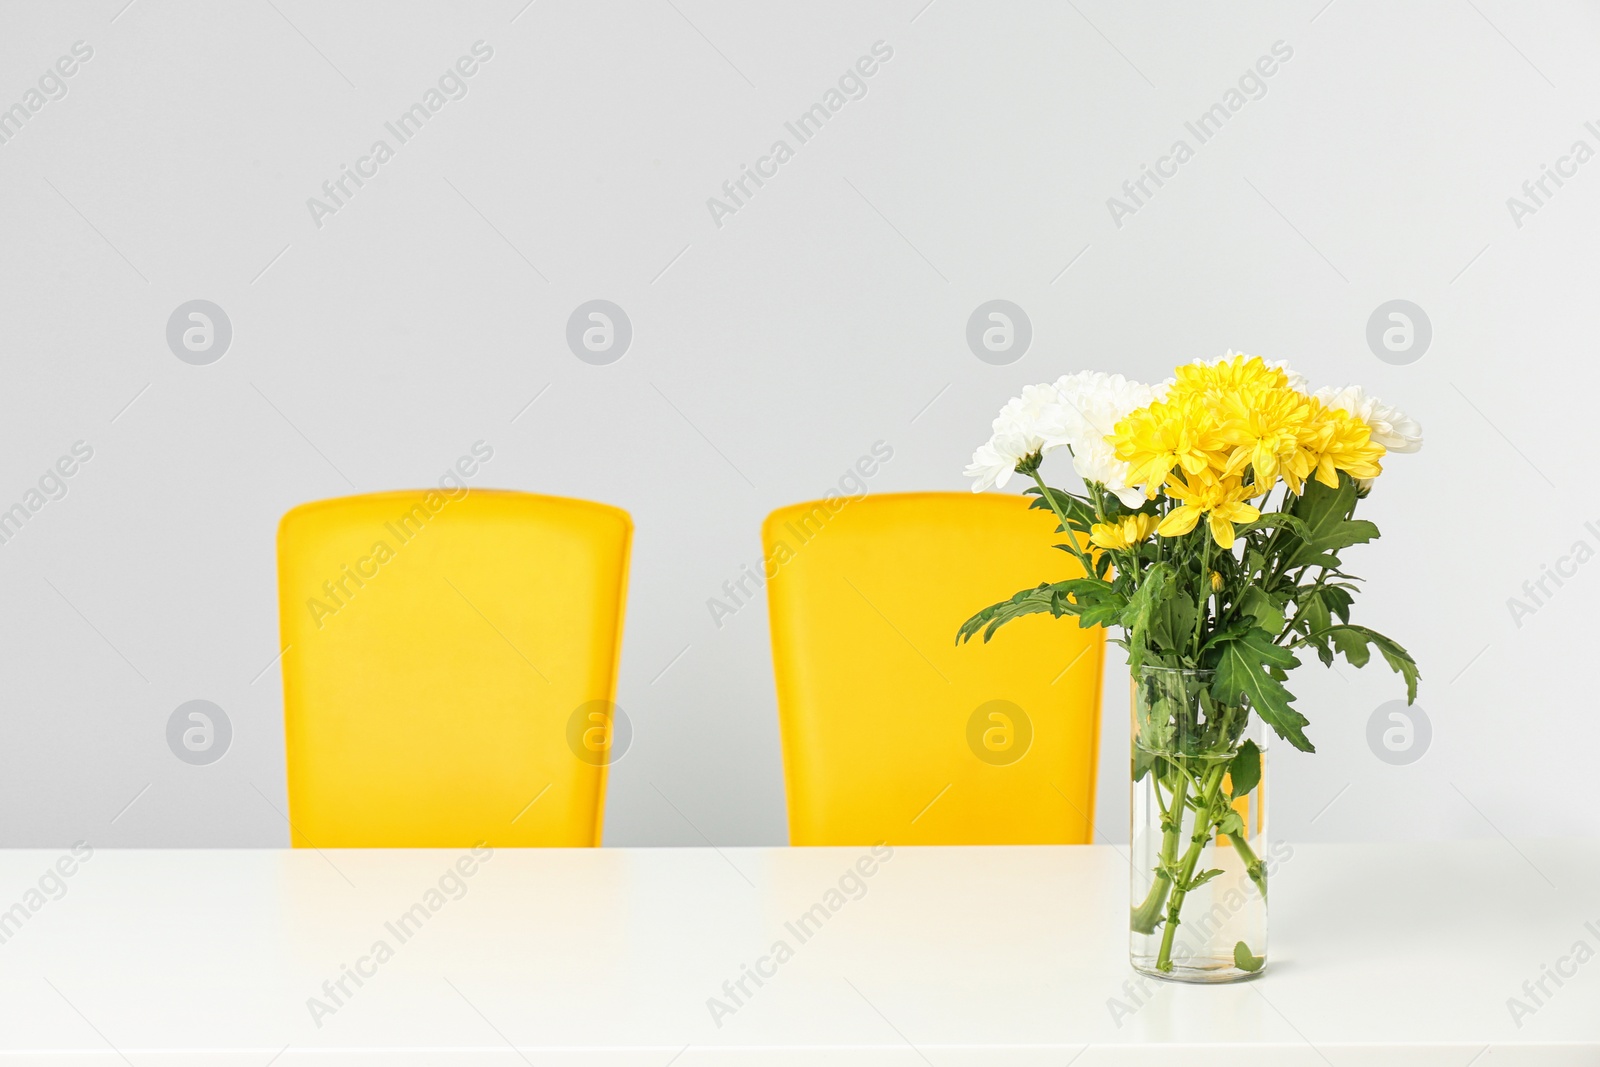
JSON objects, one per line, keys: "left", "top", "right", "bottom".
{"left": 1025, "top": 486, "right": 1096, "bottom": 532}
{"left": 1061, "top": 579, "right": 1128, "bottom": 629}
{"left": 1329, "top": 625, "right": 1372, "bottom": 667}
{"left": 1228, "top": 739, "right": 1261, "bottom": 799}
{"left": 1149, "top": 589, "right": 1196, "bottom": 651}
{"left": 955, "top": 576, "right": 1131, "bottom": 645}
{"left": 1212, "top": 628, "right": 1314, "bottom": 752}
{"left": 1094, "top": 549, "right": 1114, "bottom": 579}
{"left": 1132, "top": 746, "right": 1156, "bottom": 783}
{"left": 1199, "top": 618, "right": 1255, "bottom": 656}
{"left": 1321, "top": 584, "right": 1355, "bottom": 625}
{"left": 1216, "top": 809, "right": 1245, "bottom": 837}
{"left": 1367, "top": 629, "right": 1422, "bottom": 704}
{"left": 1233, "top": 941, "right": 1265, "bottom": 973}
{"left": 1281, "top": 474, "right": 1381, "bottom": 572}
{"left": 1186, "top": 868, "right": 1225, "bottom": 891}
{"left": 956, "top": 583, "right": 1055, "bottom": 644}
{"left": 1294, "top": 587, "right": 1332, "bottom": 637}
{"left": 1302, "top": 632, "right": 1334, "bottom": 668}
{"left": 1119, "top": 562, "right": 1173, "bottom": 667}
{"left": 1233, "top": 512, "right": 1311, "bottom": 539}
{"left": 1308, "top": 624, "right": 1421, "bottom": 703}
{"left": 1239, "top": 586, "right": 1286, "bottom": 637}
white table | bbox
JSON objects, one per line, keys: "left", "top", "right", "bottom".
{"left": 0, "top": 841, "right": 1595, "bottom": 1064}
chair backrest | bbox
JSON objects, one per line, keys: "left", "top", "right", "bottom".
{"left": 765, "top": 492, "right": 1104, "bottom": 846}
{"left": 277, "top": 489, "right": 631, "bottom": 847}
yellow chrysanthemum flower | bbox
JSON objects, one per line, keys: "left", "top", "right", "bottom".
{"left": 1303, "top": 400, "right": 1386, "bottom": 488}
{"left": 1109, "top": 353, "right": 1388, "bottom": 509}
{"left": 1109, "top": 395, "right": 1228, "bottom": 496}
{"left": 1155, "top": 472, "right": 1262, "bottom": 549}
{"left": 1218, "top": 384, "right": 1317, "bottom": 494}
{"left": 1168, "top": 353, "right": 1292, "bottom": 403}
{"left": 1089, "top": 513, "right": 1159, "bottom": 552}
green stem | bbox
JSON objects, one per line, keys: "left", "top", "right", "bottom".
{"left": 1228, "top": 831, "right": 1268, "bottom": 901}
{"left": 1029, "top": 470, "right": 1095, "bottom": 576}
{"left": 1155, "top": 758, "right": 1230, "bottom": 972}
{"left": 1085, "top": 480, "right": 1109, "bottom": 525}
{"left": 1190, "top": 531, "right": 1212, "bottom": 657}
{"left": 1256, "top": 483, "right": 1290, "bottom": 581}
{"left": 1130, "top": 771, "right": 1188, "bottom": 934}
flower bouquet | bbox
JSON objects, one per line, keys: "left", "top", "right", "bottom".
{"left": 959, "top": 353, "right": 1421, "bottom": 981}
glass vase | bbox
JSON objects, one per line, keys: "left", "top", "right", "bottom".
{"left": 1129, "top": 665, "right": 1268, "bottom": 982}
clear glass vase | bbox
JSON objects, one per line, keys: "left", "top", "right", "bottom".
{"left": 1129, "top": 665, "right": 1268, "bottom": 982}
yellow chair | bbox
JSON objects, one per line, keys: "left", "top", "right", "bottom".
{"left": 765, "top": 492, "right": 1105, "bottom": 846}
{"left": 276, "top": 489, "right": 631, "bottom": 847}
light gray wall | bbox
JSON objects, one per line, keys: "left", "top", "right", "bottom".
{"left": 1, "top": 0, "right": 1592, "bottom": 849}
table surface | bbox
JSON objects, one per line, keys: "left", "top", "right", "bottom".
{"left": 0, "top": 840, "right": 1595, "bottom": 1065}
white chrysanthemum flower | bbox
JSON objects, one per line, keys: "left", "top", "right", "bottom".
{"left": 965, "top": 430, "right": 1038, "bottom": 492}
{"left": 1268, "top": 359, "right": 1310, "bottom": 395}
{"left": 966, "top": 374, "right": 1161, "bottom": 499}
{"left": 1314, "top": 385, "right": 1423, "bottom": 454}
{"left": 965, "top": 384, "right": 1060, "bottom": 492}
{"left": 1001, "top": 383, "right": 1075, "bottom": 450}
{"left": 1049, "top": 371, "right": 1157, "bottom": 507}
